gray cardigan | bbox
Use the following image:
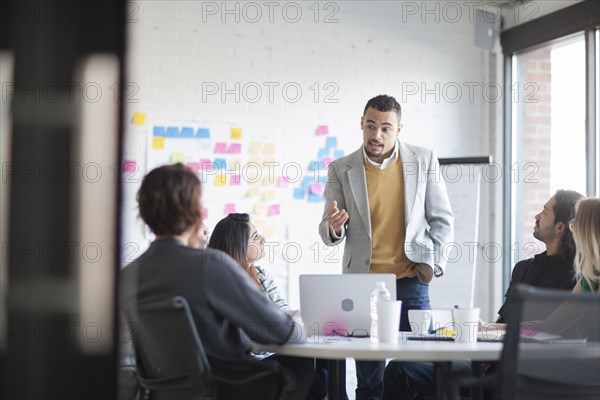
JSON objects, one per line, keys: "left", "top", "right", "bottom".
{"left": 121, "top": 238, "right": 304, "bottom": 360}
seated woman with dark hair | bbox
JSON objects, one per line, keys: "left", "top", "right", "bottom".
{"left": 121, "top": 164, "right": 314, "bottom": 400}
{"left": 209, "top": 213, "right": 328, "bottom": 400}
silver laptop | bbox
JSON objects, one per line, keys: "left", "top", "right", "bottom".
{"left": 299, "top": 274, "right": 397, "bottom": 337}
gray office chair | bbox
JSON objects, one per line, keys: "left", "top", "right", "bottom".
{"left": 123, "top": 296, "right": 291, "bottom": 400}
{"left": 448, "top": 283, "right": 600, "bottom": 400}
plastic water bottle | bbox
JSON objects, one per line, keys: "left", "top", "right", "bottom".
{"left": 370, "top": 281, "right": 391, "bottom": 343}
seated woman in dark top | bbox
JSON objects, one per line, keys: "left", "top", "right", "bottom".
{"left": 121, "top": 163, "right": 314, "bottom": 399}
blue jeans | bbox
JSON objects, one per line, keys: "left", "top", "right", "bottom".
{"left": 355, "top": 276, "right": 431, "bottom": 400}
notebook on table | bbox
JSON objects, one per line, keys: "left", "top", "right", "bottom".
{"left": 299, "top": 274, "right": 397, "bottom": 337}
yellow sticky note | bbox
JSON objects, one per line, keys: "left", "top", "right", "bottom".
{"left": 230, "top": 127, "right": 242, "bottom": 140}
{"left": 263, "top": 143, "right": 276, "bottom": 155}
{"left": 132, "top": 112, "right": 146, "bottom": 125}
{"left": 230, "top": 158, "right": 242, "bottom": 170}
{"left": 263, "top": 189, "right": 277, "bottom": 201}
{"left": 170, "top": 152, "right": 185, "bottom": 164}
{"left": 249, "top": 142, "right": 262, "bottom": 155}
{"left": 152, "top": 137, "right": 165, "bottom": 149}
{"left": 215, "top": 175, "right": 227, "bottom": 187}
{"left": 253, "top": 202, "right": 268, "bottom": 216}
{"left": 247, "top": 187, "right": 262, "bottom": 198}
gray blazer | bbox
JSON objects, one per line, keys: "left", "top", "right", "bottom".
{"left": 318, "top": 139, "right": 454, "bottom": 282}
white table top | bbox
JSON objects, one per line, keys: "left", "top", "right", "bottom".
{"left": 253, "top": 333, "right": 503, "bottom": 362}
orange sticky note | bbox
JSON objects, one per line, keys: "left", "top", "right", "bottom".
{"left": 249, "top": 142, "right": 262, "bottom": 155}
{"left": 247, "top": 187, "right": 261, "bottom": 198}
{"left": 152, "top": 137, "right": 165, "bottom": 149}
{"left": 263, "top": 143, "right": 276, "bottom": 155}
{"left": 132, "top": 112, "right": 146, "bottom": 125}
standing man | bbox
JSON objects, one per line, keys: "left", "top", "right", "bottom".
{"left": 318, "top": 95, "right": 454, "bottom": 400}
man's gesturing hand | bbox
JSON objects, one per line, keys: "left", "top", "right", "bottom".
{"left": 326, "top": 200, "right": 349, "bottom": 237}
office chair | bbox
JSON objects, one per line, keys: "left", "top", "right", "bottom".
{"left": 123, "top": 296, "right": 291, "bottom": 400}
{"left": 448, "top": 283, "right": 600, "bottom": 400}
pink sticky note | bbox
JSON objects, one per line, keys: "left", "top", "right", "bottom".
{"left": 123, "top": 160, "right": 137, "bottom": 173}
{"left": 277, "top": 176, "right": 289, "bottom": 187}
{"left": 268, "top": 204, "right": 281, "bottom": 216}
{"left": 215, "top": 142, "right": 228, "bottom": 153}
{"left": 316, "top": 125, "right": 329, "bottom": 135}
{"left": 199, "top": 159, "right": 212, "bottom": 170}
{"left": 186, "top": 162, "right": 201, "bottom": 173}
{"left": 224, "top": 203, "right": 236, "bottom": 215}
{"left": 322, "top": 156, "right": 334, "bottom": 169}
{"left": 230, "top": 175, "right": 241, "bottom": 186}
{"left": 201, "top": 207, "right": 209, "bottom": 220}
{"left": 228, "top": 143, "right": 242, "bottom": 154}
{"left": 310, "top": 182, "right": 324, "bottom": 195}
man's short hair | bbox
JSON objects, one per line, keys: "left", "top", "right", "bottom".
{"left": 137, "top": 163, "right": 203, "bottom": 236}
{"left": 363, "top": 95, "right": 401, "bottom": 122}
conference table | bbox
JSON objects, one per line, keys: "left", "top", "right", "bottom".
{"left": 253, "top": 333, "right": 503, "bottom": 400}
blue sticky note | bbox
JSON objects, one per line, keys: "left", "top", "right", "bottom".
{"left": 325, "top": 137, "right": 338, "bottom": 148}
{"left": 318, "top": 148, "right": 329, "bottom": 159}
{"left": 213, "top": 158, "right": 227, "bottom": 169}
{"left": 181, "top": 127, "right": 194, "bottom": 138}
{"left": 302, "top": 176, "right": 313, "bottom": 188}
{"left": 196, "top": 128, "right": 210, "bottom": 138}
{"left": 166, "top": 127, "right": 179, "bottom": 138}
{"left": 318, "top": 176, "right": 327, "bottom": 185}
{"left": 308, "top": 161, "right": 323, "bottom": 171}
{"left": 308, "top": 193, "right": 323, "bottom": 203}
{"left": 333, "top": 149, "right": 345, "bottom": 158}
{"left": 293, "top": 188, "right": 305, "bottom": 200}
{"left": 153, "top": 126, "right": 166, "bottom": 137}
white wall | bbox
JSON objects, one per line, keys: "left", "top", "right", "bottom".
{"left": 124, "top": 1, "right": 503, "bottom": 318}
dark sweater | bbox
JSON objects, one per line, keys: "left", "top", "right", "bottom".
{"left": 121, "top": 238, "right": 304, "bottom": 360}
{"left": 497, "top": 251, "right": 577, "bottom": 323}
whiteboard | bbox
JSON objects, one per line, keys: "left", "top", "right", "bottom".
{"left": 428, "top": 164, "right": 481, "bottom": 309}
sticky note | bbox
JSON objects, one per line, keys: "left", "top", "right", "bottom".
{"left": 230, "top": 175, "right": 241, "bottom": 186}
{"left": 230, "top": 127, "right": 242, "bottom": 140}
{"left": 153, "top": 126, "right": 166, "bottom": 137}
{"left": 181, "top": 127, "right": 194, "bottom": 138}
{"left": 316, "top": 125, "right": 329, "bottom": 135}
{"left": 247, "top": 187, "right": 261, "bottom": 198}
{"left": 224, "top": 203, "right": 236, "bottom": 214}
{"left": 263, "top": 189, "right": 276, "bottom": 201}
{"left": 215, "top": 174, "right": 227, "bottom": 186}
{"left": 228, "top": 143, "right": 242, "bottom": 154}
{"left": 309, "top": 161, "right": 323, "bottom": 170}
{"left": 123, "top": 160, "right": 137, "bottom": 173}
{"left": 253, "top": 202, "right": 268, "bottom": 216}
{"left": 277, "top": 176, "right": 289, "bottom": 187}
{"left": 334, "top": 149, "right": 345, "bottom": 158}
{"left": 302, "top": 176, "right": 313, "bottom": 188}
{"left": 152, "top": 137, "right": 165, "bottom": 149}
{"left": 318, "top": 148, "right": 329, "bottom": 159}
{"left": 201, "top": 207, "right": 208, "bottom": 220}
{"left": 249, "top": 142, "right": 261, "bottom": 155}
{"left": 248, "top": 156, "right": 261, "bottom": 166}
{"left": 310, "top": 182, "right": 324, "bottom": 195}
{"left": 263, "top": 143, "right": 276, "bottom": 155}
{"left": 196, "top": 128, "right": 210, "bottom": 138}
{"left": 132, "top": 112, "right": 146, "bottom": 125}
{"left": 199, "top": 159, "right": 212, "bottom": 170}
{"left": 293, "top": 188, "right": 305, "bottom": 200}
{"left": 166, "top": 127, "right": 179, "bottom": 137}
{"left": 213, "top": 158, "right": 226, "bottom": 169}
{"left": 215, "top": 142, "right": 227, "bottom": 153}
{"left": 186, "top": 162, "right": 200, "bottom": 173}
{"left": 230, "top": 158, "right": 242, "bottom": 170}
{"left": 325, "top": 137, "right": 338, "bottom": 148}
{"left": 308, "top": 193, "right": 323, "bottom": 202}
{"left": 171, "top": 152, "right": 185, "bottom": 164}
{"left": 268, "top": 204, "right": 281, "bottom": 216}
{"left": 322, "top": 156, "right": 334, "bottom": 169}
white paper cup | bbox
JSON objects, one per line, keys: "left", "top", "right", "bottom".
{"left": 376, "top": 301, "right": 402, "bottom": 343}
{"left": 452, "top": 308, "right": 480, "bottom": 344}
{"left": 408, "top": 309, "right": 432, "bottom": 335}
